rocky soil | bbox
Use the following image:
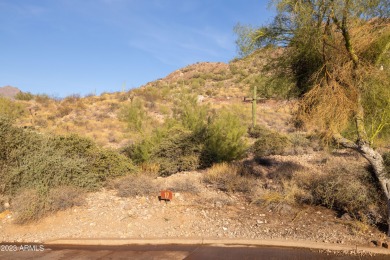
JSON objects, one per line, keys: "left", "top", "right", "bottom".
{"left": 1, "top": 171, "right": 389, "bottom": 252}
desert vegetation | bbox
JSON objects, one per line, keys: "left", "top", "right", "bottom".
{"left": 0, "top": 1, "right": 388, "bottom": 240}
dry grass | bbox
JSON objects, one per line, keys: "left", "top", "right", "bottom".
{"left": 202, "top": 163, "right": 257, "bottom": 193}
{"left": 110, "top": 174, "right": 160, "bottom": 197}
{"left": 250, "top": 180, "right": 307, "bottom": 206}
{"left": 165, "top": 174, "right": 202, "bottom": 194}
{"left": 12, "top": 186, "right": 85, "bottom": 224}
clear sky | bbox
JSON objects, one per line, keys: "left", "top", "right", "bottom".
{"left": 0, "top": 0, "right": 274, "bottom": 98}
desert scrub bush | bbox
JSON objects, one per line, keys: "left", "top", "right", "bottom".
{"left": 14, "top": 91, "right": 34, "bottom": 101}
{"left": 173, "top": 94, "right": 209, "bottom": 135}
{"left": 306, "top": 167, "right": 385, "bottom": 224}
{"left": 12, "top": 186, "right": 85, "bottom": 224}
{"left": 251, "top": 180, "right": 307, "bottom": 206}
{"left": 111, "top": 174, "right": 159, "bottom": 197}
{"left": 0, "top": 97, "right": 26, "bottom": 119}
{"left": 118, "top": 98, "right": 146, "bottom": 131}
{"left": 56, "top": 104, "right": 73, "bottom": 118}
{"left": 0, "top": 118, "right": 135, "bottom": 195}
{"left": 126, "top": 125, "right": 203, "bottom": 176}
{"left": 203, "top": 163, "right": 256, "bottom": 193}
{"left": 266, "top": 161, "right": 305, "bottom": 182}
{"left": 288, "top": 132, "right": 311, "bottom": 154}
{"left": 248, "top": 125, "right": 265, "bottom": 138}
{"left": 202, "top": 110, "right": 247, "bottom": 165}
{"left": 63, "top": 94, "right": 81, "bottom": 103}
{"left": 252, "top": 126, "right": 291, "bottom": 158}
{"left": 51, "top": 135, "right": 136, "bottom": 182}
{"left": 34, "top": 94, "right": 51, "bottom": 107}
{"left": 125, "top": 103, "right": 247, "bottom": 174}
{"left": 166, "top": 175, "right": 201, "bottom": 194}
{"left": 153, "top": 127, "right": 203, "bottom": 176}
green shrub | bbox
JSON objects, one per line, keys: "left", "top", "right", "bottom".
{"left": 154, "top": 127, "right": 203, "bottom": 176}
{"left": 0, "top": 97, "right": 26, "bottom": 119}
{"left": 252, "top": 126, "right": 290, "bottom": 158}
{"left": 119, "top": 98, "right": 146, "bottom": 131}
{"left": 0, "top": 118, "right": 135, "bottom": 195}
{"left": 5, "top": 146, "right": 91, "bottom": 193}
{"left": 125, "top": 105, "right": 247, "bottom": 174}
{"left": 203, "top": 110, "right": 247, "bottom": 165}
{"left": 173, "top": 95, "right": 208, "bottom": 135}
{"left": 126, "top": 125, "right": 203, "bottom": 176}
{"left": 0, "top": 117, "right": 42, "bottom": 170}
{"left": 15, "top": 92, "right": 34, "bottom": 101}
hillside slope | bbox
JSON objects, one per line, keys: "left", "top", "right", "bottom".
{"left": 12, "top": 48, "right": 285, "bottom": 148}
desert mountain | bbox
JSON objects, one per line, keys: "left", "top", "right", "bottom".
{"left": 0, "top": 86, "right": 21, "bottom": 99}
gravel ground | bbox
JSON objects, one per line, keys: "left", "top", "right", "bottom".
{"left": 1, "top": 173, "right": 388, "bottom": 249}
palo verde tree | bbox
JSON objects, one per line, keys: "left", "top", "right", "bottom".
{"left": 237, "top": 0, "right": 390, "bottom": 234}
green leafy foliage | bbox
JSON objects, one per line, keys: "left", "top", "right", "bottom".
{"left": 154, "top": 126, "right": 203, "bottom": 176}
{"left": 124, "top": 125, "right": 203, "bottom": 176}
{"left": 252, "top": 126, "right": 290, "bottom": 158}
{"left": 203, "top": 110, "right": 247, "bottom": 165}
{"left": 119, "top": 98, "right": 146, "bottom": 131}
{"left": 173, "top": 95, "right": 208, "bottom": 135}
{"left": 124, "top": 100, "right": 247, "bottom": 175}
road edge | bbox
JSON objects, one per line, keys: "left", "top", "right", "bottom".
{"left": 44, "top": 238, "right": 390, "bottom": 255}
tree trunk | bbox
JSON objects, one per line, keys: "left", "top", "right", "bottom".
{"left": 359, "top": 144, "right": 390, "bottom": 237}
{"left": 334, "top": 133, "right": 390, "bottom": 236}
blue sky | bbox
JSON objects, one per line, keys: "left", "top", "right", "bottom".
{"left": 0, "top": 0, "right": 274, "bottom": 97}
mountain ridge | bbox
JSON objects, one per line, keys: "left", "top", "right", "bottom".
{"left": 0, "top": 86, "right": 21, "bottom": 99}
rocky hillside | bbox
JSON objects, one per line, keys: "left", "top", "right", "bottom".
{"left": 10, "top": 48, "right": 282, "bottom": 148}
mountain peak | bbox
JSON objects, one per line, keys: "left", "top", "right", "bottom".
{"left": 0, "top": 86, "right": 21, "bottom": 99}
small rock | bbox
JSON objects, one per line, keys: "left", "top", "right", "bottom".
{"left": 382, "top": 242, "right": 389, "bottom": 249}
{"left": 222, "top": 227, "right": 228, "bottom": 231}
